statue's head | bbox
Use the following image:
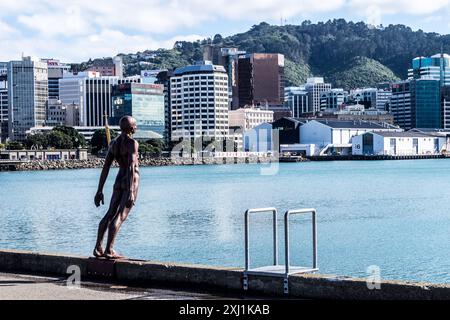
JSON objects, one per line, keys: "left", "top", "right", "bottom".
{"left": 120, "top": 116, "right": 137, "bottom": 135}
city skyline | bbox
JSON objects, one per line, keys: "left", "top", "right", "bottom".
{"left": 1, "top": 0, "right": 450, "bottom": 62}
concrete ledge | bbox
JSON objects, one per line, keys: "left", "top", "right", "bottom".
{"left": 0, "top": 249, "right": 449, "bottom": 300}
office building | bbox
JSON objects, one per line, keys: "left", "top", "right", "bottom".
{"left": 229, "top": 107, "right": 274, "bottom": 131}
{"left": 237, "top": 53, "right": 285, "bottom": 111}
{"left": 0, "top": 63, "right": 8, "bottom": 142}
{"left": 409, "top": 54, "right": 450, "bottom": 85}
{"left": 390, "top": 81, "right": 412, "bottom": 130}
{"left": 156, "top": 70, "right": 175, "bottom": 143}
{"left": 320, "top": 89, "right": 348, "bottom": 110}
{"left": 46, "top": 98, "right": 80, "bottom": 127}
{"left": 305, "top": 77, "right": 332, "bottom": 114}
{"left": 88, "top": 56, "right": 123, "bottom": 77}
{"left": 284, "top": 87, "right": 309, "bottom": 118}
{"left": 111, "top": 83, "right": 165, "bottom": 139}
{"left": 442, "top": 86, "right": 450, "bottom": 129}
{"left": 351, "top": 86, "right": 392, "bottom": 111}
{"left": 411, "top": 79, "right": 441, "bottom": 129}
{"left": 42, "top": 59, "right": 71, "bottom": 99}
{"left": 59, "top": 72, "right": 140, "bottom": 127}
{"left": 170, "top": 61, "right": 229, "bottom": 140}
{"left": 8, "top": 57, "right": 48, "bottom": 141}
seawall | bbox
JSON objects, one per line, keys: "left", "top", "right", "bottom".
{"left": 0, "top": 250, "right": 449, "bottom": 300}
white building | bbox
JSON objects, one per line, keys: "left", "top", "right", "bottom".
{"left": 243, "top": 122, "right": 274, "bottom": 153}
{"left": 229, "top": 107, "right": 274, "bottom": 131}
{"left": 300, "top": 119, "right": 402, "bottom": 155}
{"left": 352, "top": 131, "right": 447, "bottom": 156}
{"left": 284, "top": 86, "right": 308, "bottom": 117}
{"left": 46, "top": 98, "right": 80, "bottom": 127}
{"left": 8, "top": 57, "right": 48, "bottom": 141}
{"left": 59, "top": 72, "right": 140, "bottom": 127}
{"left": 305, "top": 77, "right": 332, "bottom": 114}
{"left": 170, "top": 61, "right": 229, "bottom": 140}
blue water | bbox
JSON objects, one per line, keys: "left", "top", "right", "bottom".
{"left": 0, "top": 160, "right": 449, "bottom": 284}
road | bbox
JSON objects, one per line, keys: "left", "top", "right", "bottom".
{"left": 0, "top": 272, "right": 244, "bottom": 300}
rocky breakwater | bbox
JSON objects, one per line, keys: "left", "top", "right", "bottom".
{"left": 12, "top": 156, "right": 280, "bottom": 171}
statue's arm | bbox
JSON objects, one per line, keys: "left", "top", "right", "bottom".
{"left": 126, "top": 140, "right": 139, "bottom": 208}
{"left": 94, "top": 146, "right": 114, "bottom": 207}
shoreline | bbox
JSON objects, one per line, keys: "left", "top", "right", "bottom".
{"left": 0, "top": 157, "right": 284, "bottom": 172}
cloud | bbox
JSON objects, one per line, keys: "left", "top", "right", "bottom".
{"left": 1, "top": 0, "right": 450, "bottom": 62}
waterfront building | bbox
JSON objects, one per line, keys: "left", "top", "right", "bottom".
{"left": 42, "top": 59, "right": 71, "bottom": 99}
{"left": 229, "top": 106, "right": 274, "bottom": 131}
{"left": 243, "top": 122, "right": 274, "bottom": 153}
{"left": 111, "top": 83, "right": 165, "bottom": 139}
{"left": 284, "top": 87, "right": 308, "bottom": 118}
{"left": 408, "top": 53, "right": 450, "bottom": 86}
{"left": 305, "top": 77, "right": 332, "bottom": 114}
{"left": 0, "top": 63, "right": 8, "bottom": 143}
{"left": 320, "top": 89, "right": 348, "bottom": 110}
{"left": 88, "top": 56, "right": 123, "bottom": 77}
{"left": 352, "top": 131, "right": 445, "bottom": 156}
{"left": 237, "top": 53, "right": 285, "bottom": 113}
{"left": 170, "top": 61, "right": 229, "bottom": 140}
{"left": 46, "top": 98, "right": 80, "bottom": 127}
{"left": 0, "top": 149, "right": 88, "bottom": 161}
{"left": 7, "top": 57, "right": 48, "bottom": 141}
{"left": 299, "top": 119, "right": 402, "bottom": 155}
{"left": 272, "top": 117, "right": 306, "bottom": 146}
{"left": 59, "top": 72, "right": 140, "bottom": 127}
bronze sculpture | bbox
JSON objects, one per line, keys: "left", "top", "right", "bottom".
{"left": 93, "top": 116, "right": 140, "bottom": 260}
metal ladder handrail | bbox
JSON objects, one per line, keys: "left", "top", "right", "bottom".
{"left": 285, "top": 208, "right": 318, "bottom": 275}
{"left": 244, "top": 208, "right": 278, "bottom": 271}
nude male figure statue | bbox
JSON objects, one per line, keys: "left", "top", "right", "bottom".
{"left": 93, "top": 116, "right": 140, "bottom": 260}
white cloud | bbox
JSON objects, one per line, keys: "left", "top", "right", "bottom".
{"left": 1, "top": 0, "right": 450, "bottom": 62}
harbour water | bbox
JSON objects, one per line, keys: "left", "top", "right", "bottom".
{"left": 0, "top": 160, "right": 449, "bottom": 284}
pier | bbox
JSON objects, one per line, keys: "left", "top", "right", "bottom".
{"left": 0, "top": 250, "right": 449, "bottom": 300}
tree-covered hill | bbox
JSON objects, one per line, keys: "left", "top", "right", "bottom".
{"left": 74, "top": 19, "right": 450, "bottom": 90}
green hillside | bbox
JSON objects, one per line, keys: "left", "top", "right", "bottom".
{"left": 73, "top": 19, "right": 450, "bottom": 90}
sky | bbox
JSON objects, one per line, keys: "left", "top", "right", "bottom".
{"left": 1, "top": 0, "right": 450, "bottom": 63}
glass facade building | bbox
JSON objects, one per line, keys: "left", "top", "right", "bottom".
{"left": 411, "top": 79, "right": 441, "bottom": 129}
{"left": 111, "top": 83, "right": 165, "bottom": 138}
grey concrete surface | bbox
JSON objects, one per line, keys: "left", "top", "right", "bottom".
{"left": 0, "top": 273, "right": 241, "bottom": 300}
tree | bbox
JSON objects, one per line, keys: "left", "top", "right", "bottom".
{"left": 0, "top": 143, "right": 5, "bottom": 150}
{"left": 24, "top": 133, "right": 48, "bottom": 149}
{"left": 90, "top": 129, "right": 119, "bottom": 155}
{"left": 5, "top": 142, "right": 24, "bottom": 150}
{"left": 46, "top": 131, "right": 73, "bottom": 149}
{"left": 53, "top": 126, "right": 86, "bottom": 148}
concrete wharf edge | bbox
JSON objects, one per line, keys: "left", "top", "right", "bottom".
{"left": 0, "top": 249, "right": 449, "bottom": 300}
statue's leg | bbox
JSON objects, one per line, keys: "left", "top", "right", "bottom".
{"left": 104, "top": 192, "right": 132, "bottom": 259}
{"left": 93, "top": 190, "right": 122, "bottom": 257}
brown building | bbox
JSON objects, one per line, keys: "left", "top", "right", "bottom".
{"left": 236, "top": 53, "right": 285, "bottom": 111}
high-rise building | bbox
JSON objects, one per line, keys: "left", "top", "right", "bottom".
{"left": 409, "top": 54, "right": 450, "bottom": 86}
{"left": 320, "top": 89, "right": 348, "bottom": 110}
{"left": 170, "top": 61, "right": 229, "bottom": 140}
{"left": 376, "top": 83, "right": 393, "bottom": 111}
{"left": 88, "top": 56, "right": 123, "bottom": 77}
{"left": 42, "top": 59, "right": 71, "bottom": 99}
{"left": 351, "top": 86, "right": 393, "bottom": 111}
{"left": 156, "top": 70, "right": 175, "bottom": 143}
{"left": 237, "top": 53, "right": 285, "bottom": 111}
{"left": 305, "top": 77, "right": 332, "bottom": 114}
{"left": 442, "top": 86, "right": 450, "bottom": 129}
{"left": 111, "top": 83, "right": 165, "bottom": 138}
{"left": 390, "top": 81, "right": 412, "bottom": 130}
{"left": 59, "top": 72, "right": 140, "bottom": 127}
{"left": 8, "top": 57, "right": 48, "bottom": 141}
{"left": 284, "top": 87, "right": 308, "bottom": 118}
{"left": 411, "top": 79, "right": 441, "bottom": 129}
{"left": 0, "top": 62, "right": 8, "bottom": 143}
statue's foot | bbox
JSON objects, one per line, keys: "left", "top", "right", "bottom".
{"left": 93, "top": 247, "right": 105, "bottom": 258}
{"left": 104, "top": 250, "right": 125, "bottom": 260}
